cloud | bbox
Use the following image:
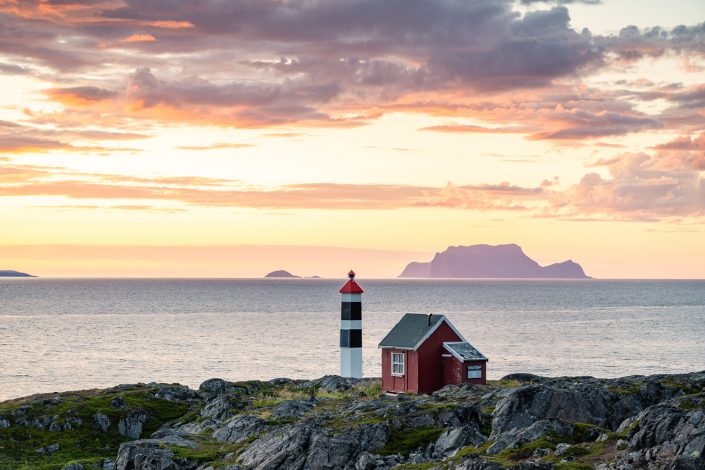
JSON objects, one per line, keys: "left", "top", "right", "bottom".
{"left": 176, "top": 143, "right": 254, "bottom": 151}
{"left": 419, "top": 124, "right": 526, "bottom": 134}
{"left": 555, "top": 153, "right": 705, "bottom": 219}
{"left": 121, "top": 33, "right": 156, "bottom": 43}
{"left": 46, "top": 86, "right": 118, "bottom": 104}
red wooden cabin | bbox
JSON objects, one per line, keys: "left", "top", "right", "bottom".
{"left": 378, "top": 313, "right": 487, "bottom": 394}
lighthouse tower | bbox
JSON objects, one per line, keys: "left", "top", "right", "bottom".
{"left": 339, "top": 270, "right": 363, "bottom": 378}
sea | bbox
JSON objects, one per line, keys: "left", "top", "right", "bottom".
{"left": 1, "top": 278, "right": 704, "bottom": 401}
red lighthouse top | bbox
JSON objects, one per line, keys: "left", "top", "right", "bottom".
{"left": 340, "top": 269, "right": 364, "bottom": 294}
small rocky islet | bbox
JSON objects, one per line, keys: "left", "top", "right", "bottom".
{"left": 0, "top": 372, "right": 704, "bottom": 470}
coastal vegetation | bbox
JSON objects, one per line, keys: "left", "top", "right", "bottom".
{"left": 0, "top": 372, "right": 703, "bottom": 469}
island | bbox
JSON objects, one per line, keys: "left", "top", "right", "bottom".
{"left": 264, "top": 270, "right": 300, "bottom": 278}
{"left": 0, "top": 371, "right": 702, "bottom": 469}
{"left": 0, "top": 270, "right": 35, "bottom": 277}
{"left": 399, "top": 244, "right": 589, "bottom": 278}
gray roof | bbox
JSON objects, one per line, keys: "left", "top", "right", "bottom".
{"left": 378, "top": 313, "right": 447, "bottom": 349}
{"left": 443, "top": 341, "right": 487, "bottom": 362}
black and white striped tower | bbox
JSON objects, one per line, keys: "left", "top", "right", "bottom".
{"left": 339, "top": 269, "right": 363, "bottom": 378}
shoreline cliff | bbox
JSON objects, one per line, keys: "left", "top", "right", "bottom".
{"left": 1, "top": 371, "right": 703, "bottom": 470}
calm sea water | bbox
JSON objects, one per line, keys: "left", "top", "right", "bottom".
{"left": 1, "top": 278, "right": 704, "bottom": 401}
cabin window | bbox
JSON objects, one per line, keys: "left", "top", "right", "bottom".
{"left": 391, "top": 352, "right": 405, "bottom": 376}
{"left": 467, "top": 365, "right": 482, "bottom": 379}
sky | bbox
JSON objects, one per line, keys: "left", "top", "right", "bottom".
{"left": 0, "top": 0, "right": 704, "bottom": 278}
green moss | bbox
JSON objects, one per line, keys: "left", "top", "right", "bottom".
{"left": 326, "top": 413, "right": 383, "bottom": 430}
{"left": 554, "top": 462, "right": 594, "bottom": 470}
{"left": 0, "top": 385, "right": 192, "bottom": 470}
{"left": 392, "top": 463, "right": 437, "bottom": 470}
{"left": 607, "top": 385, "right": 639, "bottom": 395}
{"left": 487, "top": 380, "right": 523, "bottom": 389}
{"left": 169, "top": 434, "right": 256, "bottom": 464}
{"left": 678, "top": 399, "right": 703, "bottom": 411}
{"left": 377, "top": 427, "right": 444, "bottom": 456}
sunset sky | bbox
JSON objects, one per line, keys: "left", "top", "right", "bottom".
{"left": 1, "top": 0, "right": 704, "bottom": 278}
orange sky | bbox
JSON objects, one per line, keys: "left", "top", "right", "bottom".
{"left": 1, "top": 0, "right": 704, "bottom": 278}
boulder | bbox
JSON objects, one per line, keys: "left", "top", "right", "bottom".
{"left": 237, "top": 422, "right": 311, "bottom": 469}
{"left": 115, "top": 436, "right": 198, "bottom": 470}
{"left": 111, "top": 396, "right": 127, "bottom": 410}
{"left": 491, "top": 381, "right": 642, "bottom": 437}
{"left": 0, "top": 417, "right": 9, "bottom": 428}
{"left": 62, "top": 464, "right": 84, "bottom": 470}
{"left": 200, "top": 394, "right": 244, "bottom": 421}
{"left": 271, "top": 399, "right": 315, "bottom": 420}
{"left": 94, "top": 412, "right": 111, "bottom": 432}
{"left": 487, "top": 419, "right": 573, "bottom": 454}
{"left": 36, "top": 443, "right": 60, "bottom": 454}
{"left": 119, "top": 410, "right": 148, "bottom": 439}
{"left": 433, "top": 425, "right": 487, "bottom": 458}
{"left": 302, "top": 375, "right": 360, "bottom": 392}
{"left": 212, "top": 415, "right": 266, "bottom": 443}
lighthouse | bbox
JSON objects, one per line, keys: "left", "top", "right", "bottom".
{"left": 339, "top": 270, "right": 363, "bottom": 378}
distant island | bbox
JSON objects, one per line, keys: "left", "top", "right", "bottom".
{"left": 0, "top": 270, "right": 35, "bottom": 277}
{"left": 399, "top": 244, "right": 589, "bottom": 278}
{"left": 264, "top": 270, "right": 300, "bottom": 278}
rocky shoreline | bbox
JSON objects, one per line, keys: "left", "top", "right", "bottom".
{"left": 1, "top": 372, "right": 703, "bottom": 470}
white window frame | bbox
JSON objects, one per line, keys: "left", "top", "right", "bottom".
{"left": 391, "top": 352, "right": 405, "bottom": 376}
{"left": 467, "top": 365, "right": 482, "bottom": 379}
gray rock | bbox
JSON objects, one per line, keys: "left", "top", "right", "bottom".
{"left": 554, "top": 443, "right": 571, "bottom": 456}
{"left": 102, "top": 458, "right": 116, "bottom": 470}
{"left": 50, "top": 415, "right": 82, "bottom": 432}
{"left": 0, "top": 418, "right": 9, "bottom": 428}
{"left": 94, "top": 412, "right": 111, "bottom": 432}
{"left": 303, "top": 375, "right": 360, "bottom": 392}
{"left": 151, "top": 383, "right": 199, "bottom": 402}
{"left": 115, "top": 436, "right": 198, "bottom": 470}
{"left": 200, "top": 394, "right": 243, "bottom": 421}
{"left": 488, "top": 418, "right": 573, "bottom": 454}
{"left": 491, "top": 381, "right": 642, "bottom": 437}
{"left": 36, "top": 443, "right": 60, "bottom": 454}
{"left": 271, "top": 399, "right": 315, "bottom": 420}
{"left": 212, "top": 415, "right": 265, "bottom": 443}
{"left": 199, "top": 378, "right": 238, "bottom": 397}
{"left": 119, "top": 409, "right": 148, "bottom": 439}
{"left": 111, "top": 396, "right": 127, "bottom": 410}
{"left": 433, "top": 425, "right": 487, "bottom": 458}
{"left": 237, "top": 422, "right": 311, "bottom": 469}
{"left": 62, "top": 464, "right": 84, "bottom": 470}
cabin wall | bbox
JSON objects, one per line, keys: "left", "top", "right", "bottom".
{"left": 462, "top": 360, "right": 487, "bottom": 385}
{"left": 381, "top": 348, "right": 411, "bottom": 393}
{"left": 416, "top": 321, "right": 462, "bottom": 394}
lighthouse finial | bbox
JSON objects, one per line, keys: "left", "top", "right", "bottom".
{"left": 348, "top": 269, "right": 355, "bottom": 279}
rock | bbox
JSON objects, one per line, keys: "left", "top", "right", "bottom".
{"left": 119, "top": 409, "right": 148, "bottom": 439}
{"left": 94, "top": 412, "right": 111, "bottom": 432}
{"left": 433, "top": 425, "right": 487, "bottom": 458}
{"left": 102, "top": 458, "right": 116, "bottom": 470}
{"left": 303, "top": 375, "right": 360, "bottom": 392}
{"left": 0, "top": 417, "right": 9, "bottom": 428}
{"left": 212, "top": 415, "right": 265, "bottom": 443}
{"left": 271, "top": 399, "right": 315, "bottom": 420}
{"left": 554, "top": 443, "right": 571, "bottom": 456}
{"left": 199, "top": 378, "right": 238, "bottom": 397}
{"left": 491, "top": 380, "right": 642, "bottom": 438}
{"left": 62, "top": 464, "right": 84, "bottom": 470}
{"left": 500, "top": 373, "right": 546, "bottom": 384}
{"left": 488, "top": 418, "right": 573, "bottom": 454}
{"left": 151, "top": 384, "right": 199, "bottom": 402}
{"left": 115, "top": 436, "right": 197, "bottom": 470}
{"left": 36, "top": 443, "right": 60, "bottom": 454}
{"left": 237, "top": 422, "right": 311, "bottom": 469}
{"left": 111, "top": 396, "right": 127, "bottom": 410}
{"left": 49, "top": 415, "right": 82, "bottom": 432}
{"left": 200, "top": 394, "right": 244, "bottom": 421}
